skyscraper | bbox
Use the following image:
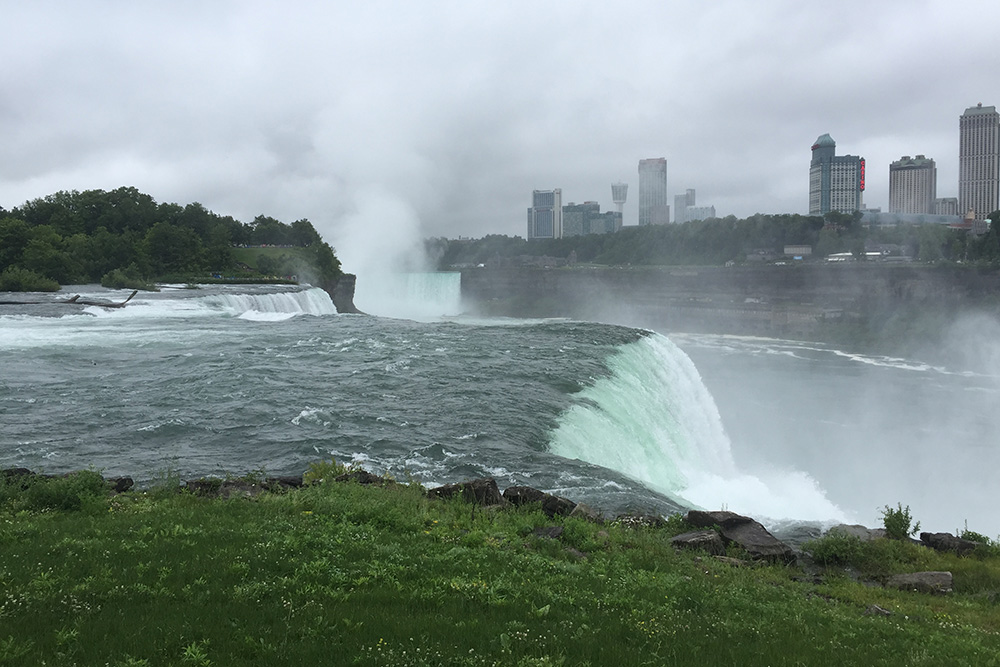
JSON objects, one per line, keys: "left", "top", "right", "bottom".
{"left": 809, "top": 134, "right": 865, "bottom": 215}
{"left": 674, "top": 189, "right": 696, "bottom": 223}
{"left": 638, "top": 158, "right": 669, "bottom": 225}
{"left": 889, "top": 155, "right": 936, "bottom": 214}
{"left": 959, "top": 103, "right": 1000, "bottom": 220}
{"left": 527, "top": 189, "right": 562, "bottom": 239}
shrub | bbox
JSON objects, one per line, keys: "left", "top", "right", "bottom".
{"left": 881, "top": 503, "right": 920, "bottom": 540}
{"left": 804, "top": 532, "right": 872, "bottom": 567}
{"left": 0, "top": 266, "right": 59, "bottom": 291}
{"left": 101, "top": 264, "right": 155, "bottom": 290}
{"left": 303, "top": 458, "right": 350, "bottom": 485}
{"left": 2, "top": 470, "right": 109, "bottom": 512}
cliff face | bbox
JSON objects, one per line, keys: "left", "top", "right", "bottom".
{"left": 321, "top": 273, "right": 362, "bottom": 314}
{"left": 460, "top": 264, "right": 1000, "bottom": 339}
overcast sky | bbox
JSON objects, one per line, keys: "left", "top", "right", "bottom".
{"left": 3, "top": 0, "right": 999, "bottom": 269}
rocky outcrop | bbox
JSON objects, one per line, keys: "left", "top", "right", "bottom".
{"left": 685, "top": 510, "right": 794, "bottom": 562}
{"left": 920, "top": 532, "right": 980, "bottom": 555}
{"left": 321, "top": 273, "right": 362, "bottom": 314}
{"left": 887, "top": 571, "right": 953, "bottom": 595}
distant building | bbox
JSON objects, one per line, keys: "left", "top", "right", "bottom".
{"left": 527, "top": 189, "right": 563, "bottom": 239}
{"left": 959, "top": 103, "right": 1000, "bottom": 220}
{"left": 674, "top": 188, "right": 716, "bottom": 223}
{"left": 562, "top": 201, "right": 621, "bottom": 237}
{"left": 809, "top": 134, "right": 865, "bottom": 215}
{"left": 611, "top": 182, "right": 628, "bottom": 219}
{"left": 934, "top": 197, "right": 959, "bottom": 216}
{"left": 889, "top": 155, "right": 936, "bottom": 214}
{"left": 638, "top": 158, "right": 669, "bottom": 225}
{"left": 674, "top": 189, "right": 695, "bottom": 223}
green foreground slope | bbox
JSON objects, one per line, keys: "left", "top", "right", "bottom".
{"left": 2, "top": 470, "right": 1000, "bottom": 666}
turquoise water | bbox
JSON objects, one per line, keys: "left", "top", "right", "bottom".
{"left": 2, "top": 282, "right": 997, "bottom": 534}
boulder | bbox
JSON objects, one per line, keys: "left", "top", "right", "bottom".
{"left": 670, "top": 530, "right": 725, "bottom": 555}
{"left": 502, "top": 485, "right": 577, "bottom": 517}
{"left": 428, "top": 478, "right": 504, "bottom": 506}
{"left": 685, "top": 510, "right": 794, "bottom": 562}
{"left": 107, "top": 476, "right": 134, "bottom": 494}
{"left": 920, "top": 532, "right": 979, "bottom": 556}
{"left": 887, "top": 571, "right": 953, "bottom": 595}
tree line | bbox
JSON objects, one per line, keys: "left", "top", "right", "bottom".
{"left": 0, "top": 186, "right": 341, "bottom": 291}
{"left": 428, "top": 210, "right": 1000, "bottom": 269}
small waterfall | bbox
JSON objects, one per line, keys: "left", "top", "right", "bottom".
{"left": 354, "top": 271, "right": 462, "bottom": 320}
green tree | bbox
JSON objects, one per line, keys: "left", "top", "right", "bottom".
{"left": 143, "top": 222, "right": 205, "bottom": 275}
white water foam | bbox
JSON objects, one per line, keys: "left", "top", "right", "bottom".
{"left": 549, "top": 332, "right": 847, "bottom": 524}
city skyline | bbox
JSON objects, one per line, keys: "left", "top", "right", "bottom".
{"left": 2, "top": 1, "right": 999, "bottom": 265}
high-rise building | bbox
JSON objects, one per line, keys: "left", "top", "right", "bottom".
{"left": 562, "top": 201, "right": 621, "bottom": 237}
{"left": 934, "top": 197, "right": 959, "bottom": 216}
{"left": 889, "top": 155, "right": 936, "bottom": 214}
{"left": 959, "top": 103, "right": 1000, "bottom": 220}
{"left": 809, "top": 134, "right": 865, "bottom": 215}
{"left": 527, "top": 189, "right": 562, "bottom": 239}
{"left": 674, "top": 189, "right": 696, "bottom": 223}
{"left": 638, "top": 158, "right": 669, "bottom": 225}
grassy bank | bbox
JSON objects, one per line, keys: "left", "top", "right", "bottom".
{"left": 2, "top": 468, "right": 1000, "bottom": 666}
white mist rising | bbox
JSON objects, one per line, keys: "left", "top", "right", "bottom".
{"left": 324, "top": 187, "right": 460, "bottom": 320}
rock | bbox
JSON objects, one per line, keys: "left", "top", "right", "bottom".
{"left": 887, "top": 571, "right": 953, "bottom": 595}
{"left": 428, "top": 478, "right": 504, "bottom": 506}
{"left": 827, "top": 524, "right": 886, "bottom": 541}
{"left": 107, "top": 476, "right": 134, "bottom": 493}
{"left": 502, "top": 485, "right": 577, "bottom": 517}
{"left": 920, "top": 532, "right": 979, "bottom": 556}
{"left": 685, "top": 510, "right": 794, "bottom": 562}
{"left": 891, "top": 570, "right": 954, "bottom": 594}
{"left": 670, "top": 530, "right": 726, "bottom": 555}
{"left": 502, "top": 485, "right": 548, "bottom": 505}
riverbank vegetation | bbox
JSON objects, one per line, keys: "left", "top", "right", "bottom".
{"left": 2, "top": 466, "right": 1000, "bottom": 666}
{"left": 0, "top": 187, "right": 341, "bottom": 291}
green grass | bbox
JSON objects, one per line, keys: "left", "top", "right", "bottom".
{"left": 2, "top": 473, "right": 1000, "bottom": 666}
